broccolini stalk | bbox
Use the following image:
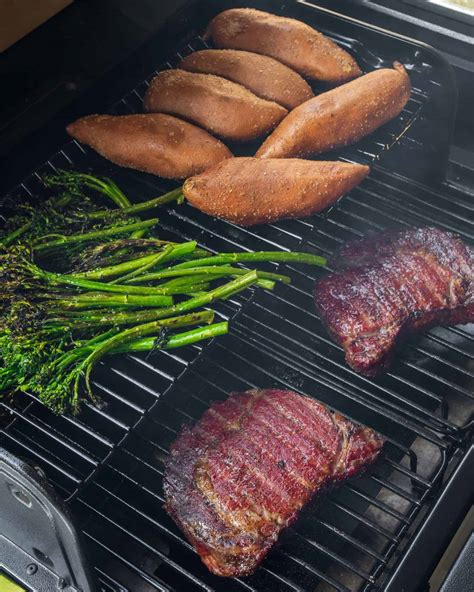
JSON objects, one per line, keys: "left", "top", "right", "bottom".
{"left": 30, "top": 310, "right": 214, "bottom": 413}
{"left": 1, "top": 221, "right": 32, "bottom": 247}
{"left": 44, "top": 293, "right": 174, "bottom": 310}
{"left": 87, "top": 187, "right": 184, "bottom": 219}
{"left": 125, "top": 265, "right": 291, "bottom": 284}
{"left": 81, "top": 309, "right": 219, "bottom": 397}
{"left": 110, "top": 245, "right": 175, "bottom": 284}
{"left": 34, "top": 218, "right": 159, "bottom": 252}
{"left": 74, "top": 239, "right": 209, "bottom": 271}
{"left": 44, "top": 171, "right": 131, "bottom": 209}
{"left": 25, "top": 263, "right": 177, "bottom": 295}
{"left": 49, "top": 271, "right": 259, "bottom": 329}
{"left": 74, "top": 241, "right": 197, "bottom": 281}
{"left": 167, "top": 250, "right": 327, "bottom": 269}
{"left": 111, "top": 321, "right": 228, "bottom": 353}
{"left": 1, "top": 170, "right": 328, "bottom": 417}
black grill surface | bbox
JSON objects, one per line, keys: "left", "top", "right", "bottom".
{"left": 1, "top": 1, "right": 473, "bottom": 591}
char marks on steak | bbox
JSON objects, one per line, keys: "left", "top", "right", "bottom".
{"left": 164, "top": 389, "right": 384, "bottom": 577}
{"left": 314, "top": 227, "right": 474, "bottom": 376}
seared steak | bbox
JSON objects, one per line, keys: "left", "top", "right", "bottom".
{"left": 314, "top": 227, "right": 474, "bottom": 376}
{"left": 164, "top": 389, "right": 384, "bottom": 577}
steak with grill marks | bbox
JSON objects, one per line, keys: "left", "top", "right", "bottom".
{"left": 163, "top": 389, "right": 384, "bottom": 577}
{"left": 314, "top": 227, "right": 474, "bottom": 376}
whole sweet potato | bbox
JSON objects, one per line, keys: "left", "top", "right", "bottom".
{"left": 143, "top": 69, "right": 287, "bottom": 142}
{"left": 256, "top": 63, "right": 411, "bottom": 159}
{"left": 205, "top": 8, "right": 361, "bottom": 84}
{"left": 179, "top": 49, "right": 313, "bottom": 110}
{"left": 183, "top": 157, "right": 370, "bottom": 226}
{"left": 66, "top": 113, "right": 232, "bottom": 179}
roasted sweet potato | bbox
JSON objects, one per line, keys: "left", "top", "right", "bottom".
{"left": 205, "top": 8, "right": 361, "bottom": 84}
{"left": 179, "top": 49, "right": 313, "bottom": 110}
{"left": 66, "top": 113, "right": 232, "bottom": 179}
{"left": 143, "top": 69, "right": 287, "bottom": 142}
{"left": 256, "top": 63, "right": 411, "bottom": 159}
{"left": 183, "top": 157, "right": 370, "bottom": 226}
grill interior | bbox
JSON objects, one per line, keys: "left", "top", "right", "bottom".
{"left": 1, "top": 1, "right": 473, "bottom": 591}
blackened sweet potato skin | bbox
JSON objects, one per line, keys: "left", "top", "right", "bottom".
{"left": 183, "top": 157, "right": 370, "bottom": 226}
{"left": 143, "top": 69, "right": 287, "bottom": 142}
{"left": 205, "top": 8, "right": 361, "bottom": 83}
{"left": 66, "top": 113, "right": 232, "bottom": 179}
{"left": 256, "top": 63, "right": 411, "bottom": 159}
{"left": 179, "top": 49, "right": 313, "bottom": 110}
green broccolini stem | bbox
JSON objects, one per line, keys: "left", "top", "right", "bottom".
{"left": 81, "top": 327, "right": 121, "bottom": 346}
{"left": 51, "top": 194, "right": 74, "bottom": 209}
{"left": 31, "top": 265, "right": 177, "bottom": 295}
{"left": 81, "top": 308, "right": 217, "bottom": 394}
{"left": 44, "top": 293, "right": 174, "bottom": 309}
{"left": 125, "top": 265, "right": 291, "bottom": 284}
{"left": 74, "top": 241, "right": 197, "bottom": 281}
{"left": 46, "top": 172, "right": 131, "bottom": 209}
{"left": 33, "top": 218, "right": 159, "bottom": 252}
{"left": 157, "top": 272, "right": 275, "bottom": 291}
{"left": 57, "top": 310, "right": 215, "bottom": 372}
{"left": 74, "top": 251, "right": 167, "bottom": 281}
{"left": 130, "top": 229, "right": 147, "bottom": 239}
{"left": 54, "top": 271, "right": 258, "bottom": 328}
{"left": 158, "top": 274, "right": 212, "bottom": 289}
{"left": 169, "top": 251, "right": 327, "bottom": 269}
{"left": 1, "top": 221, "right": 33, "bottom": 247}
{"left": 112, "top": 322, "right": 228, "bottom": 353}
{"left": 158, "top": 281, "right": 211, "bottom": 295}
{"left": 95, "top": 177, "right": 131, "bottom": 208}
{"left": 87, "top": 187, "right": 183, "bottom": 219}
{"left": 109, "top": 244, "right": 175, "bottom": 284}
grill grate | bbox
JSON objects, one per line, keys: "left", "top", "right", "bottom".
{"left": 1, "top": 2, "right": 473, "bottom": 590}
{"left": 63, "top": 333, "right": 449, "bottom": 592}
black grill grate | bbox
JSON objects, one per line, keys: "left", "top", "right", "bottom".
{"left": 1, "top": 1, "right": 473, "bottom": 590}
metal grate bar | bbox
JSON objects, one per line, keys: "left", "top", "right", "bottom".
{"left": 327, "top": 500, "right": 399, "bottom": 543}
{"left": 85, "top": 476, "right": 256, "bottom": 592}
{"left": 238, "top": 299, "right": 451, "bottom": 418}
{"left": 367, "top": 474, "right": 422, "bottom": 505}
{"left": 235, "top": 312, "right": 453, "bottom": 433}
{"left": 291, "top": 532, "right": 374, "bottom": 582}
{"left": 381, "top": 457, "right": 431, "bottom": 486}
{"left": 82, "top": 532, "right": 172, "bottom": 592}
{"left": 315, "top": 519, "right": 388, "bottom": 563}
{"left": 0, "top": 402, "right": 102, "bottom": 466}
{"left": 343, "top": 485, "right": 411, "bottom": 524}
{"left": 224, "top": 328, "right": 449, "bottom": 445}
{"left": 256, "top": 566, "right": 307, "bottom": 592}
{"left": 344, "top": 186, "right": 474, "bottom": 237}
{"left": 89, "top": 381, "right": 145, "bottom": 418}
{"left": 78, "top": 498, "right": 216, "bottom": 592}
{"left": 0, "top": 430, "right": 81, "bottom": 487}
{"left": 420, "top": 332, "right": 474, "bottom": 361}
{"left": 278, "top": 551, "right": 350, "bottom": 592}
{"left": 237, "top": 281, "right": 472, "bottom": 431}
{"left": 368, "top": 171, "right": 474, "bottom": 218}
{"left": 94, "top": 568, "right": 129, "bottom": 592}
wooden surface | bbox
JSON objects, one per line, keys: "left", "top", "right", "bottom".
{"left": 0, "top": 0, "right": 73, "bottom": 52}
